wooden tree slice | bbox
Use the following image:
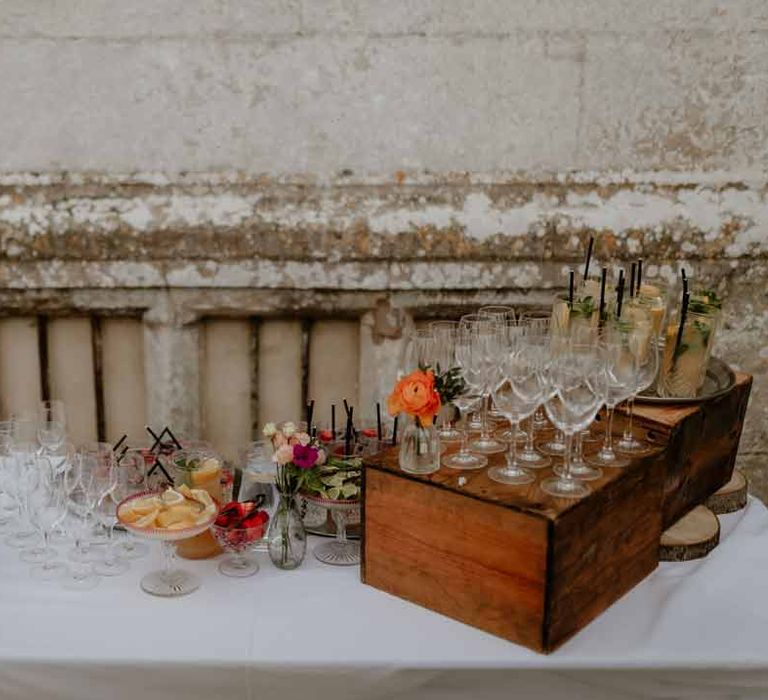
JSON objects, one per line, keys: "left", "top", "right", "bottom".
{"left": 705, "top": 469, "right": 748, "bottom": 515}
{"left": 659, "top": 505, "right": 720, "bottom": 562}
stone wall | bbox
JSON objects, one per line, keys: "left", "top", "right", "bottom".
{"left": 0, "top": 2, "right": 766, "bottom": 488}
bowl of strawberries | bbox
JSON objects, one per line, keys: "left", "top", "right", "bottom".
{"left": 210, "top": 498, "right": 269, "bottom": 578}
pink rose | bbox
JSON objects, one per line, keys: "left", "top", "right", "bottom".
{"left": 315, "top": 448, "right": 326, "bottom": 466}
{"left": 296, "top": 432, "right": 311, "bottom": 446}
{"left": 273, "top": 444, "right": 294, "bottom": 466}
{"left": 272, "top": 432, "right": 287, "bottom": 448}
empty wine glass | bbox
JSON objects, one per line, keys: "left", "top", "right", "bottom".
{"left": 520, "top": 311, "right": 552, "bottom": 431}
{"left": 442, "top": 328, "right": 487, "bottom": 470}
{"left": 488, "top": 331, "right": 545, "bottom": 485}
{"left": 27, "top": 458, "right": 69, "bottom": 580}
{"left": 515, "top": 323, "right": 552, "bottom": 469}
{"left": 37, "top": 400, "right": 66, "bottom": 454}
{"left": 398, "top": 328, "right": 433, "bottom": 377}
{"left": 92, "top": 456, "right": 129, "bottom": 577}
{"left": 541, "top": 346, "right": 606, "bottom": 499}
{"left": 5, "top": 442, "right": 39, "bottom": 549}
{"left": 461, "top": 315, "right": 506, "bottom": 455}
{"left": 429, "top": 321, "right": 462, "bottom": 442}
{"left": 616, "top": 311, "right": 659, "bottom": 455}
{"left": 63, "top": 453, "right": 100, "bottom": 590}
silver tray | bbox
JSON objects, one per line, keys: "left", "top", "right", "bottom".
{"left": 637, "top": 357, "right": 736, "bottom": 405}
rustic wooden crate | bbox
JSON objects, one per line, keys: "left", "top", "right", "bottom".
{"left": 632, "top": 371, "right": 752, "bottom": 528}
{"left": 361, "top": 373, "right": 752, "bottom": 653}
{"left": 361, "top": 441, "right": 666, "bottom": 653}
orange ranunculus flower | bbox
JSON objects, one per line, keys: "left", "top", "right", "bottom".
{"left": 387, "top": 369, "right": 442, "bottom": 427}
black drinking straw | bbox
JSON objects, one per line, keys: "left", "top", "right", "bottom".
{"left": 331, "top": 404, "right": 336, "bottom": 438}
{"left": 112, "top": 434, "right": 127, "bottom": 452}
{"left": 376, "top": 402, "right": 382, "bottom": 441}
{"left": 306, "top": 399, "right": 315, "bottom": 432}
{"left": 568, "top": 269, "right": 575, "bottom": 306}
{"left": 343, "top": 398, "right": 351, "bottom": 419}
{"left": 599, "top": 266, "right": 607, "bottom": 321}
{"left": 392, "top": 416, "right": 399, "bottom": 445}
{"left": 629, "top": 261, "right": 637, "bottom": 298}
{"left": 583, "top": 236, "right": 594, "bottom": 281}
{"left": 681, "top": 268, "right": 688, "bottom": 298}
{"left": 345, "top": 408, "right": 353, "bottom": 456}
{"left": 146, "top": 426, "right": 163, "bottom": 452}
{"left": 616, "top": 269, "right": 626, "bottom": 318}
{"left": 637, "top": 258, "right": 643, "bottom": 292}
{"left": 675, "top": 291, "right": 690, "bottom": 356}
{"left": 164, "top": 426, "right": 183, "bottom": 450}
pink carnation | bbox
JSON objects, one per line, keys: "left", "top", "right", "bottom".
{"left": 273, "top": 444, "right": 294, "bottom": 466}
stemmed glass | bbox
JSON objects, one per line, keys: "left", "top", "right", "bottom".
{"left": 27, "top": 458, "right": 69, "bottom": 580}
{"left": 92, "top": 456, "right": 130, "bottom": 576}
{"left": 541, "top": 346, "right": 606, "bottom": 499}
{"left": 442, "top": 328, "right": 487, "bottom": 469}
{"left": 429, "top": 321, "right": 462, "bottom": 442}
{"left": 64, "top": 453, "right": 101, "bottom": 590}
{"left": 398, "top": 328, "right": 433, "bottom": 377}
{"left": 5, "top": 442, "right": 39, "bottom": 549}
{"left": 0, "top": 432, "right": 16, "bottom": 529}
{"left": 81, "top": 442, "right": 114, "bottom": 544}
{"left": 461, "top": 315, "right": 506, "bottom": 455}
{"left": 616, "top": 311, "right": 659, "bottom": 454}
{"left": 479, "top": 306, "right": 516, "bottom": 424}
{"left": 114, "top": 449, "right": 150, "bottom": 560}
{"left": 37, "top": 401, "right": 66, "bottom": 454}
{"left": 520, "top": 311, "right": 552, "bottom": 430}
{"left": 488, "top": 328, "right": 546, "bottom": 485}
{"left": 587, "top": 327, "right": 637, "bottom": 469}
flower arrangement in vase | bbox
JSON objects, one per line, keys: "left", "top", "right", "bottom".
{"left": 387, "top": 366, "right": 465, "bottom": 474}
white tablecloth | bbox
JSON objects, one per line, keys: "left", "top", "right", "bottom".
{"left": 2, "top": 497, "right": 768, "bottom": 700}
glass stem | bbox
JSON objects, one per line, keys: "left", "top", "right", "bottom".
{"left": 333, "top": 510, "right": 347, "bottom": 544}
{"left": 575, "top": 432, "right": 585, "bottom": 464}
{"left": 105, "top": 522, "right": 116, "bottom": 565}
{"left": 480, "top": 394, "right": 490, "bottom": 439}
{"left": 524, "top": 416, "right": 536, "bottom": 453}
{"left": 604, "top": 405, "right": 615, "bottom": 452}
{"left": 623, "top": 396, "right": 635, "bottom": 440}
{"left": 161, "top": 540, "right": 175, "bottom": 582}
{"left": 562, "top": 431, "right": 574, "bottom": 480}
{"left": 507, "top": 419, "right": 519, "bottom": 469}
{"left": 458, "top": 413, "right": 470, "bottom": 455}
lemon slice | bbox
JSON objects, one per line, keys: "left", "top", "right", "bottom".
{"left": 131, "top": 496, "right": 161, "bottom": 516}
{"left": 166, "top": 519, "right": 196, "bottom": 530}
{"left": 191, "top": 458, "right": 220, "bottom": 486}
{"left": 133, "top": 509, "right": 159, "bottom": 528}
{"left": 118, "top": 504, "right": 142, "bottom": 523}
{"left": 160, "top": 488, "right": 185, "bottom": 507}
{"left": 189, "top": 488, "right": 213, "bottom": 507}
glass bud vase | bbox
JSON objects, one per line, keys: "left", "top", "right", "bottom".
{"left": 398, "top": 417, "right": 440, "bottom": 475}
{"left": 267, "top": 493, "right": 307, "bottom": 570}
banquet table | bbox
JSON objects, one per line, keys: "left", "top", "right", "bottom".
{"left": 2, "top": 498, "right": 768, "bottom": 700}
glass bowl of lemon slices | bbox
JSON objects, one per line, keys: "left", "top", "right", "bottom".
{"left": 117, "top": 486, "right": 219, "bottom": 597}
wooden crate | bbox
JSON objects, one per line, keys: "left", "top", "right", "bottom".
{"left": 361, "top": 373, "right": 752, "bottom": 653}
{"left": 632, "top": 371, "right": 752, "bottom": 528}
{"left": 361, "top": 442, "right": 666, "bottom": 653}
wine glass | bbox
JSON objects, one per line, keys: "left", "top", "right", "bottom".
{"left": 616, "top": 310, "right": 659, "bottom": 454}
{"left": 540, "top": 346, "right": 606, "bottom": 499}
{"left": 398, "top": 328, "right": 433, "bottom": 377}
{"left": 586, "top": 326, "right": 637, "bottom": 469}
{"left": 520, "top": 311, "right": 552, "bottom": 430}
{"left": 0, "top": 432, "right": 16, "bottom": 530}
{"left": 63, "top": 453, "right": 101, "bottom": 590}
{"left": 114, "top": 449, "right": 151, "bottom": 560}
{"left": 81, "top": 442, "right": 114, "bottom": 544}
{"left": 37, "top": 400, "right": 66, "bottom": 454}
{"left": 92, "top": 456, "right": 130, "bottom": 577}
{"left": 27, "top": 457, "right": 69, "bottom": 580}
{"left": 4, "top": 442, "right": 39, "bottom": 549}
{"left": 428, "top": 321, "right": 462, "bottom": 442}
{"left": 488, "top": 331, "right": 546, "bottom": 485}
{"left": 460, "top": 315, "right": 506, "bottom": 455}
{"left": 442, "top": 328, "right": 487, "bottom": 470}
{"left": 515, "top": 324, "right": 552, "bottom": 469}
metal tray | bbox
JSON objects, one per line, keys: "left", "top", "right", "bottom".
{"left": 637, "top": 357, "right": 736, "bottom": 405}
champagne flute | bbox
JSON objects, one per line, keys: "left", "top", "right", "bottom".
{"left": 37, "top": 400, "right": 66, "bottom": 454}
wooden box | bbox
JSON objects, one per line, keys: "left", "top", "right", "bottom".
{"left": 361, "top": 373, "right": 752, "bottom": 653}
{"left": 361, "top": 442, "right": 666, "bottom": 653}
{"left": 631, "top": 372, "right": 752, "bottom": 528}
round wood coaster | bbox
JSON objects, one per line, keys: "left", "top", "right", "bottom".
{"left": 705, "top": 469, "right": 748, "bottom": 515}
{"left": 659, "top": 505, "right": 720, "bottom": 562}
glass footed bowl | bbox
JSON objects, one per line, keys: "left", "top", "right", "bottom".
{"left": 301, "top": 492, "right": 360, "bottom": 566}
{"left": 210, "top": 523, "right": 266, "bottom": 577}
{"left": 117, "top": 489, "right": 219, "bottom": 597}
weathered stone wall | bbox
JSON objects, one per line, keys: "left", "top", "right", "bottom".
{"left": 0, "top": 2, "right": 766, "bottom": 488}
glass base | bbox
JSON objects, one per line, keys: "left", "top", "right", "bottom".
{"left": 20, "top": 545, "right": 56, "bottom": 564}
{"left": 617, "top": 434, "right": 652, "bottom": 454}
{"left": 587, "top": 447, "right": 630, "bottom": 468}
{"left": 313, "top": 540, "right": 360, "bottom": 566}
{"left": 442, "top": 451, "right": 488, "bottom": 470}
{"left": 517, "top": 448, "right": 551, "bottom": 469}
{"left": 537, "top": 439, "right": 567, "bottom": 457}
{"left": 30, "top": 561, "right": 68, "bottom": 581}
{"left": 554, "top": 462, "right": 602, "bottom": 482}
{"left": 580, "top": 430, "right": 600, "bottom": 444}
{"left": 49, "top": 530, "right": 70, "bottom": 546}
{"left": 532, "top": 414, "right": 549, "bottom": 430}
{"left": 437, "top": 427, "right": 462, "bottom": 442}
{"left": 62, "top": 567, "right": 99, "bottom": 591}
{"left": 5, "top": 531, "right": 36, "bottom": 549}
{"left": 487, "top": 465, "right": 534, "bottom": 486}
{"left": 117, "top": 540, "right": 150, "bottom": 560}
{"left": 93, "top": 557, "right": 130, "bottom": 577}
{"left": 218, "top": 553, "right": 260, "bottom": 577}
{"left": 468, "top": 436, "right": 506, "bottom": 455}
{"left": 496, "top": 428, "right": 528, "bottom": 443}
{"left": 400, "top": 461, "right": 441, "bottom": 475}
{"left": 140, "top": 568, "right": 201, "bottom": 597}
{"left": 540, "top": 477, "right": 590, "bottom": 499}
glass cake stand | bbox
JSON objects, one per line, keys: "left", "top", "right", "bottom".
{"left": 117, "top": 490, "right": 219, "bottom": 597}
{"left": 302, "top": 493, "right": 360, "bottom": 566}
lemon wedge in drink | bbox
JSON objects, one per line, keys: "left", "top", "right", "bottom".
{"left": 191, "top": 458, "right": 220, "bottom": 486}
